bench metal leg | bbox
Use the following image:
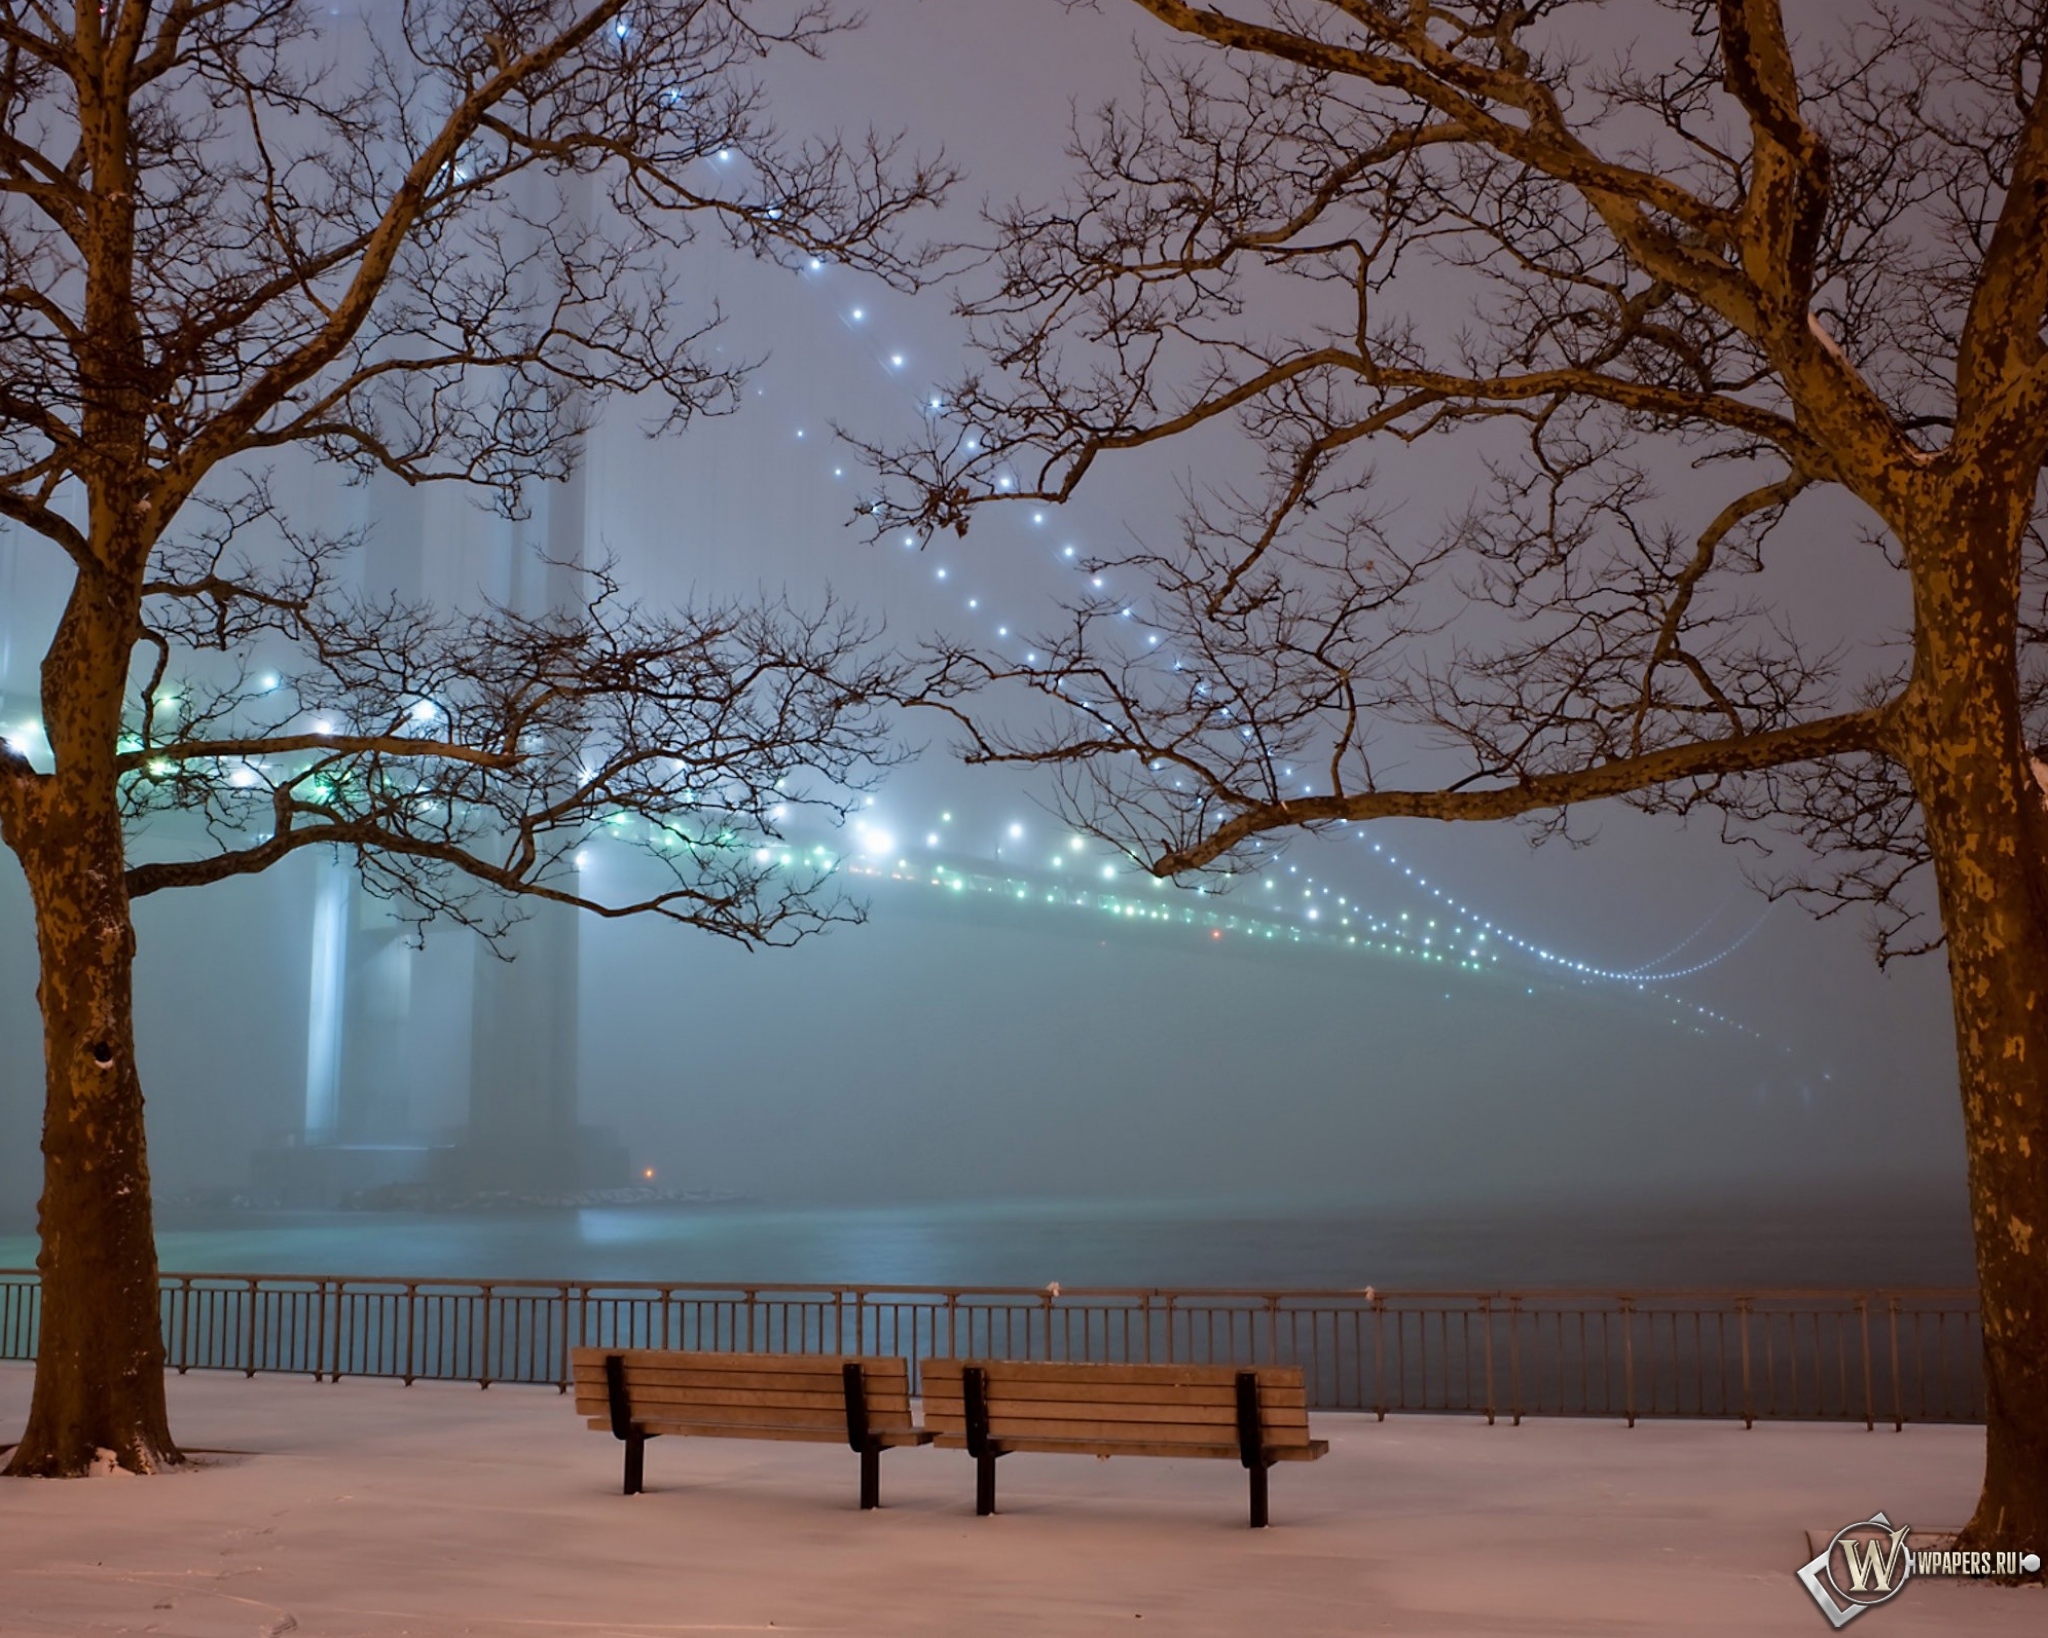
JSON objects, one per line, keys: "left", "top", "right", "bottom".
{"left": 965, "top": 1365, "right": 999, "bottom": 1516}
{"left": 1235, "top": 1368, "right": 1272, "bottom": 1527}
{"left": 606, "top": 1354, "right": 649, "bottom": 1497}
{"left": 859, "top": 1445, "right": 881, "bottom": 1510}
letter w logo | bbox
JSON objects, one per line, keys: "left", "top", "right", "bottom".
{"left": 1838, "top": 1528, "right": 1911, "bottom": 1594}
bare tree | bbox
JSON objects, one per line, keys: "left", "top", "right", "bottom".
{"left": 868, "top": 2, "right": 2048, "bottom": 1554}
{"left": 0, "top": 0, "right": 948, "bottom": 1477}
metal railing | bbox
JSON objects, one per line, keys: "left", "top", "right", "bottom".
{"left": 0, "top": 1272, "right": 1984, "bottom": 1427}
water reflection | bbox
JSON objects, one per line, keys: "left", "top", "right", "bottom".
{"left": 0, "top": 1186, "right": 1976, "bottom": 1291}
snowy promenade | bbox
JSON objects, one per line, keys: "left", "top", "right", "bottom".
{"left": 1, "top": 1361, "right": 2038, "bottom": 1636}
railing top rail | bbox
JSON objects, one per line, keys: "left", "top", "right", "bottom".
{"left": 0, "top": 1270, "right": 1983, "bottom": 1305}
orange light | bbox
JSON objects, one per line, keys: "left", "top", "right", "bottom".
{"left": 642, "top": 1168, "right": 655, "bottom": 1180}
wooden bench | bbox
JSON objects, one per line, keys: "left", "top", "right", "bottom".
{"left": 570, "top": 1348, "right": 933, "bottom": 1509}
{"left": 921, "top": 1359, "right": 1328, "bottom": 1527}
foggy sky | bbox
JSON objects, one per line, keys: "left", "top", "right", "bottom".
{"left": 0, "top": 1, "right": 1964, "bottom": 1223}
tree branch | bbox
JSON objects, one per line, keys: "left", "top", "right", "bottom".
{"left": 1954, "top": 53, "right": 2048, "bottom": 433}
{"left": 1156, "top": 706, "right": 1892, "bottom": 874}
{"left": 154, "top": 0, "right": 632, "bottom": 509}
{"left": 114, "top": 732, "right": 518, "bottom": 774}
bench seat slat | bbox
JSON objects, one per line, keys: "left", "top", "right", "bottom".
{"left": 574, "top": 1355, "right": 908, "bottom": 1376}
{"left": 926, "top": 1413, "right": 1298, "bottom": 1445}
{"left": 921, "top": 1397, "right": 1248, "bottom": 1428}
{"left": 576, "top": 1380, "right": 899, "bottom": 1411}
{"left": 573, "top": 1364, "right": 904, "bottom": 1389}
{"left": 926, "top": 1413, "right": 1227, "bottom": 1442}
{"left": 920, "top": 1360, "right": 1283, "bottom": 1388}
{"left": 586, "top": 1417, "right": 933, "bottom": 1448}
{"left": 576, "top": 1406, "right": 920, "bottom": 1437}
{"left": 569, "top": 1392, "right": 913, "bottom": 1416}
{"left": 569, "top": 1359, "right": 905, "bottom": 1384}
{"left": 928, "top": 1434, "right": 1330, "bottom": 1462}
{"left": 576, "top": 1409, "right": 921, "bottom": 1435}
{"left": 573, "top": 1384, "right": 895, "bottom": 1414}
{"left": 577, "top": 1402, "right": 865, "bottom": 1432}
{"left": 573, "top": 1347, "right": 905, "bottom": 1371}
{"left": 921, "top": 1406, "right": 1311, "bottom": 1438}
{"left": 919, "top": 1378, "right": 1306, "bottom": 1409}
{"left": 920, "top": 1411, "right": 1315, "bottom": 1442}
{"left": 571, "top": 1349, "right": 906, "bottom": 1381}
{"left": 923, "top": 1390, "right": 1308, "bottom": 1426}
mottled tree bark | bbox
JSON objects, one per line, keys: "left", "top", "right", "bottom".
{"left": 4, "top": 819, "right": 179, "bottom": 1477}
{"left": 2, "top": 571, "right": 181, "bottom": 1477}
{"left": 1941, "top": 871, "right": 2048, "bottom": 1552}
{"left": 1898, "top": 493, "right": 2048, "bottom": 1551}
{"left": 0, "top": 16, "right": 180, "bottom": 1469}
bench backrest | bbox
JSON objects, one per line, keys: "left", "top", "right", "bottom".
{"left": 920, "top": 1359, "right": 1315, "bottom": 1456}
{"left": 570, "top": 1347, "right": 917, "bottom": 1440}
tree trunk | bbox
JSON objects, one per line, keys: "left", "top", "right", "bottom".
{"left": 0, "top": 55, "right": 181, "bottom": 1474}
{"left": 1, "top": 706, "right": 180, "bottom": 1477}
{"left": 1899, "top": 503, "right": 2048, "bottom": 1560}
{"left": 1924, "top": 800, "right": 2048, "bottom": 1557}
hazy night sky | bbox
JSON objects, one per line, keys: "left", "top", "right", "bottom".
{"left": 0, "top": 2, "right": 1965, "bottom": 1234}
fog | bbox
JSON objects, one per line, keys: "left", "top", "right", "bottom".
{"left": 0, "top": 2, "right": 1968, "bottom": 1270}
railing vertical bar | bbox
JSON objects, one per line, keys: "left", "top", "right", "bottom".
{"left": 1622, "top": 1299, "right": 1636, "bottom": 1428}
{"left": 1888, "top": 1299, "right": 1903, "bottom": 1432}
{"left": 1482, "top": 1298, "right": 1496, "bottom": 1426}
{"left": 1739, "top": 1298, "right": 1753, "bottom": 1429}
{"left": 1859, "top": 1299, "right": 1874, "bottom": 1432}
{"left": 1508, "top": 1298, "right": 1522, "bottom": 1426}
{"left": 479, "top": 1284, "right": 494, "bottom": 1390}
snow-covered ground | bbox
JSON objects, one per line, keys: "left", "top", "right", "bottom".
{"left": 0, "top": 1361, "right": 2037, "bottom": 1635}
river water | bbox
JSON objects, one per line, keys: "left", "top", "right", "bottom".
{"left": 0, "top": 1183, "right": 1976, "bottom": 1291}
